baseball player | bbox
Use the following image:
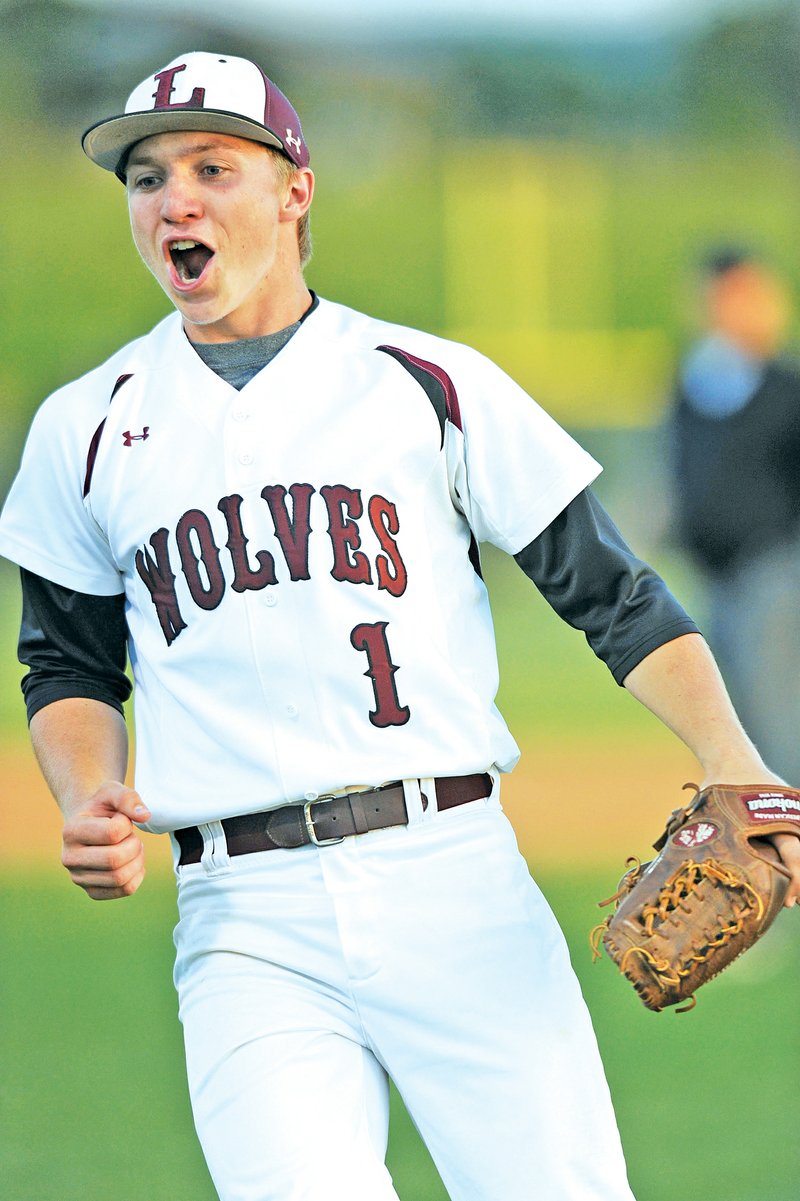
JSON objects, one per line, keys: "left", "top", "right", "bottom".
{"left": 2, "top": 51, "right": 799, "bottom": 1201}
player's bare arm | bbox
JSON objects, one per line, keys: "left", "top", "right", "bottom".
{"left": 30, "top": 697, "right": 151, "bottom": 900}
{"left": 623, "top": 630, "right": 800, "bottom": 903}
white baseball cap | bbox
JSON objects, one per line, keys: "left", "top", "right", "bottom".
{"left": 82, "top": 51, "right": 310, "bottom": 181}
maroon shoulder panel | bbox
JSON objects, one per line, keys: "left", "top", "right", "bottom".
{"left": 376, "top": 345, "right": 462, "bottom": 436}
{"left": 376, "top": 345, "right": 481, "bottom": 577}
{"left": 82, "top": 373, "right": 134, "bottom": 498}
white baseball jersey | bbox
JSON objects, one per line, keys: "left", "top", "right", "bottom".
{"left": 0, "top": 298, "right": 600, "bottom": 832}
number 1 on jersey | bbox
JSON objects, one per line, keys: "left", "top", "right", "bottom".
{"left": 350, "top": 621, "right": 411, "bottom": 728}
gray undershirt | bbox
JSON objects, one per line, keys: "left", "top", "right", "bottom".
{"left": 190, "top": 321, "right": 302, "bottom": 390}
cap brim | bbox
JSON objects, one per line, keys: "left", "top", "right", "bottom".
{"left": 82, "top": 108, "right": 287, "bottom": 175}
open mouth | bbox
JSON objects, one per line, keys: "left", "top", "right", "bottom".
{"left": 169, "top": 239, "right": 214, "bottom": 283}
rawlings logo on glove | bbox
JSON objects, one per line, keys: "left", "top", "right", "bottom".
{"left": 591, "top": 783, "right": 800, "bottom": 1012}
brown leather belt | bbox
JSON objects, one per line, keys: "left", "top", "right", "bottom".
{"left": 175, "top": 772, "right": 492, "bottom": 866}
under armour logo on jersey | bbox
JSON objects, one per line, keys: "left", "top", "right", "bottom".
{"left": 285, "top": 128, "right": 302, "bottom": 153}
{"left": 122, "top": 427, "right": 150, "bottom": 446}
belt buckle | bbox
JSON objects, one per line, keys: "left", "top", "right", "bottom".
{"left": 304, "top": 796, "right": 346, "bottom": 847}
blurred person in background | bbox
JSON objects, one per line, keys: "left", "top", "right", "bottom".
{"left": 669, "top": 247, "right": 800, "bottom": 782}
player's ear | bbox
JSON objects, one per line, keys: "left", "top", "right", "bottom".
{"left": 280, "top": 167, "right": 314, "bottom": 224}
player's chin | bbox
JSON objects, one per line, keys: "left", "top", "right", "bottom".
{"left": 161, "top": 271, "right": 224, "bottom": 316}
{"left": 171, "top": 296, "right": 231, "bottom": 334}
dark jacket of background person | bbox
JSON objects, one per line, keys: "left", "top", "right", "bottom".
{"left": 669, "top": 247, "right": 800, "bottom": 782}
{"left": 673, "top": 353, "right": 800, "bottom": 575}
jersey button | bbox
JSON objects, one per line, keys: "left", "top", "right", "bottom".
{"left": 286, "top": 703, "right": 299, "bottom": 718}
{"left": 264, "top": 593, "right": 277, "bottom": 607}
{"left": 232, "top": 409, "right": 249, "bottom": 422}
{"left": 238, "top": 451, "right": 254, "bottom": 465}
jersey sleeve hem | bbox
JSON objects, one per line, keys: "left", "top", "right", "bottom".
{"left": 496, "top": 459, "right": 602, "bottom": 554}
{"left": 611, "top": 619, "right": 702, "bottom": 686}
{"left": 0, "top": 536, "right": 124, "bottom": 597}
{"left": 23, "top": 682, "right": 127, "bottom": 724}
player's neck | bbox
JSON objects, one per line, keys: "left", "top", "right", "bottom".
{"left": 184, "top": 278, "right": 313, "bottom": 345}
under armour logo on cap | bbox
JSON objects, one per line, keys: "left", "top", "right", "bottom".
{"left": 82, "top": 51, "right": 310, "bottom": 180}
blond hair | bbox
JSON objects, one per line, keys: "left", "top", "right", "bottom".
{"left": 269, "top": 149, "right": 313, "bottom": 269}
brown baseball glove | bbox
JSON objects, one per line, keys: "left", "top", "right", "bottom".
{"left": 591, "top": 783, "right": 800, "bottom": 1012}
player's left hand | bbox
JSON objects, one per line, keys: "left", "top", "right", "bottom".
{"left": 697, "top": 763, "right": 800, "bottom": 909}
{"left": 768, "top": 832, "right": 800, "bottom": 907}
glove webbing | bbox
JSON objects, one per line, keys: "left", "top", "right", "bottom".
{"left": 593, "top": 857, "right": 766, "bottom": 1012}
{"left": 638, "top": 858, "right": 764, "bottom": 935}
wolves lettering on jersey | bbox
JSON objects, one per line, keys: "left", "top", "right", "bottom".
{"left": 135, "top": 482, "right": 407, "bottom": 645}
{"left": 134, "top": 481, "right": 410, "bottom": 729}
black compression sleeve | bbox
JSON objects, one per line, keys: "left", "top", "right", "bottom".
{"left": 18, "top": 568, "right": 132, "bottom": 722}
{"left": 514, "top": 488, "right": 700, "bottom": 685}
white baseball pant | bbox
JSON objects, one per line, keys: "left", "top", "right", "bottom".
{"left": 172, "top": 777, "right": 636, "bottom": 1201}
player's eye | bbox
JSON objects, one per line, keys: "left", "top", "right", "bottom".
{"left": 201, "top": 164, "right": 225, "bottom": 178}
{"left": 132, "top": 173, "right": 161, "bottom": 191}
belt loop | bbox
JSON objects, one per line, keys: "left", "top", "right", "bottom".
{"left": 487, "top": 766, "right": 500, "bottom": 802}
{"left": 168, "top": 831, "right": 183, "bottom": 877}
{"left": 199, "top": 820, "right": 233, "bottom": 875}
{"left": 422, "top": 777, "right": 439, "bottom": 815}
{"left": 404, "top": 778, "right": 429, "bottom": 825}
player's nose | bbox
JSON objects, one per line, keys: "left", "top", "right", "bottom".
{"left": 159, "top": 172, "right": 203, "bottom": 223}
